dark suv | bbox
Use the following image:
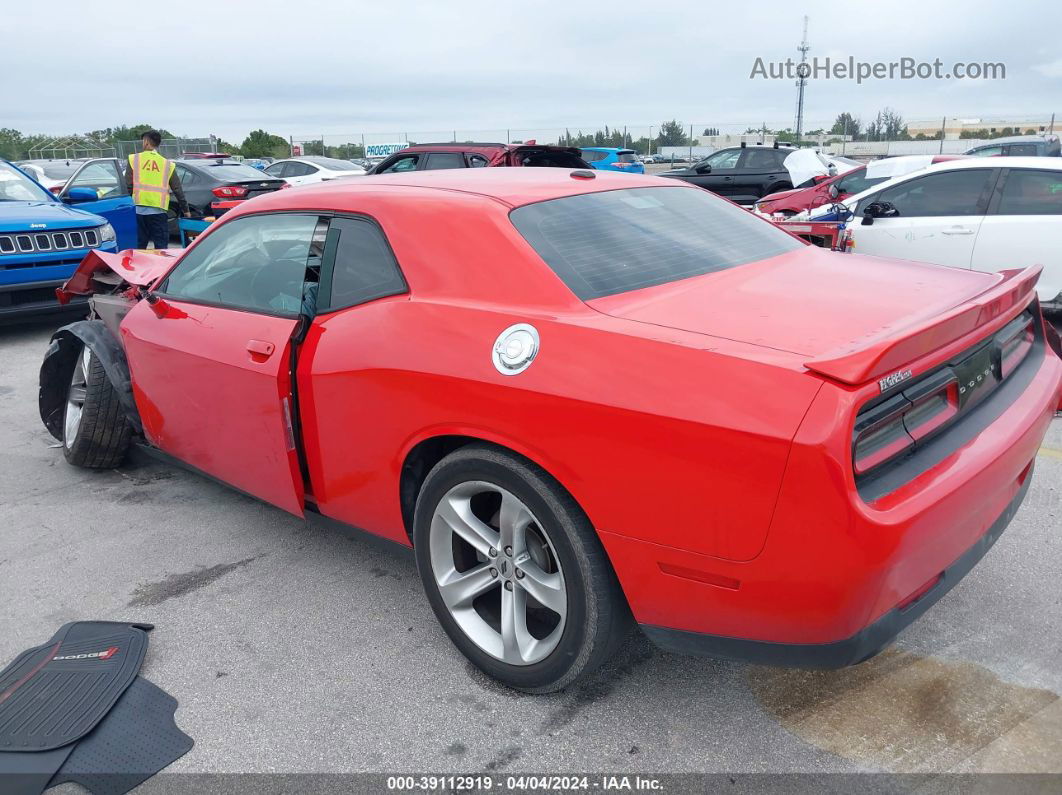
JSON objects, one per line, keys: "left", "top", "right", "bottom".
{"left": 660, "top": 143, "right": 798, "bottom": 204}
{"left": 369, "top": 142, "right": 588, "bottom": 174}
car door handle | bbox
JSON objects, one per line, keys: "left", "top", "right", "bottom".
{"left": 246, "top": 339, "right": 275, "bottom": 358}
{"left": 941, "top": 227, "right": 974, "bottom": 235}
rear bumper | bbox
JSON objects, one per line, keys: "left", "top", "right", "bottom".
{"left": 600, "top": 342, "right": 1061, "bottom": 659}
{"left": 640, "top": 469, "right": 1031, "bottom": 667}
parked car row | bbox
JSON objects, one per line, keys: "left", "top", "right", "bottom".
{"left": 0, "top": 159, "right": 128, "bottom": 320}
{"left": 809, "top": 157, "right": 1062, "bottom": 314}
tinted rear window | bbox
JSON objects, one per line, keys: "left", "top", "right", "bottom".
{"left": 616, "top": 151, "right": 638, "bottom": 162}
{"left": 305, "top": 156, "right": 362, "bottom": 170}
{"left": 511, "top": 187, "right": 803, "bottom": 300}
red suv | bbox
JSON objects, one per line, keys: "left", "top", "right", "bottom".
{"left": 369, "top": 142, "right": 589, "bottom": 174}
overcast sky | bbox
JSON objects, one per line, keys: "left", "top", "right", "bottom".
{"left": 4, "top": 0, "right": 1060, "bottom": 144}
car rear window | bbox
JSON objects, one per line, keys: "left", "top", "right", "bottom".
{"left": 616, "top": 151, "right": 638, "bottom": 162}
{"left": 306, "top": 157, "right": 361, "bottom": 170}
{"left": 200, "top": 163, "right": 275, "bottom": 181}
{"left": 511, "top": 186, "right": 803, "bottom": 300}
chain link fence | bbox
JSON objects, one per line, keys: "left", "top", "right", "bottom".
{"left": 286, "top": 114, "right": 1057, "bottom": 163}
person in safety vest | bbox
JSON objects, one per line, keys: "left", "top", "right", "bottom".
{"left": 123, "top": 129, "right": 189, "bottom": 250}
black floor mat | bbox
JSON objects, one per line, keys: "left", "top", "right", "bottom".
{"left": 49, "top": 676, "right": 193, "bottom": 795}
{"left": 0, "top": 621, "right": 152, "bottom": 752}
{"left": 0, "top": 746, "right": 74, "bottom": 795}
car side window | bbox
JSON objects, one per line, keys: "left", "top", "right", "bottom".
{"left": 581, "top": 151, "right": 606, "bottom": 163}
{"left": 264, "top": 163, "right": 286, "bottom": 177}
{"left": 175, "top": 164, "right": 196, "bottom": 186}
{"left": 969, "top": 145, "right": 1003, "bottom": 157}
{"left": 67, "top": 161, "right": 125, "bottom": 198}
{"left": 160, "top": 213, "right": 319, "bottom": 315}
{"left": 320, "top": 216, "right": 407, "bottom": 311}
{"left": 1006, "top": 144, "right": 1038, "bottom": 156}
{"left": 286, "top": 162, "right": 316, "bottom": 177}
{"left": 836, "top": 170, "right": 884, "bottom": 195}
{"left": 703, "top": 149, "right": 741, "bottom": 169}
{"left": 741, "top": 149, "right": 787, "bottom": 171}
{"left": 467, "top": 154, "right": 490, "bottom": 167}
{"left": 996, "top": 169, "right": 1062, "bottom": 215}
{"left": 424, "top": 152, "right": 466, "bottom": 170}
{"left": 380, "top": 155, "right": 420, "bottom": 173}
{"left": 876, "top": 169, "right": 994, "bottom": 218}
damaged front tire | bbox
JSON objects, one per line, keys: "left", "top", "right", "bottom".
{"left": 62, "top": 344, "right": 131, "bottom": 468}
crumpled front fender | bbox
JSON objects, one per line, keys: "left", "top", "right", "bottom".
{"left": 39, "top": 320, "right": 142, "bottom": 440}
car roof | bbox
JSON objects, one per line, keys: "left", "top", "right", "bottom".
{"left": 236, "top": 167, "right": 683, "bottom": 211}
{"left": 968, "top": 135, "right": 1058, "bottom": 146}
{"left": 580, "top": 147, "right": 626, "bottom": 152}
{"left": 918, "top": 156, "right": 1062, "bottom": 172}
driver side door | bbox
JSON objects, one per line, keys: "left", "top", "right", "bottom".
{"left": 848, "top": 169, "right": 997, "bottom": 268}
{"left": 120, "top": 212, "right": 327, "bottom": 516}
{"left": 687, "top": 149, "right": 742, "bottom": 196}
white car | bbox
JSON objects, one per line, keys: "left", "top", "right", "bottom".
{"left": 641, "top": 154, "right": 656, "bottom": 164}
{"left": 263, "top": 156, "right": 366, "bottom": 186}
{"left": 822, "top": 157, "right": 1062, "bottom": 313}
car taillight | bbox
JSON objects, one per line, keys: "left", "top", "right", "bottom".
{"left": 212, "top": 185, "right": 248, "bottom": 198}
{"left": 996, "top": 313, "right": 1034, "bottom": 379}
{"left": 901, "top": 370, "right": 958, "bottom": 441}
{"left": 853, "top": 395, "right": 913, "bottom": 475}
{"left": 852, "top": 371, "right": 960, "bottom": 475}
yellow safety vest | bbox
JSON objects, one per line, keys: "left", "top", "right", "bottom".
{"left": 128, "top": 150, "right": 174, "bottom": 209}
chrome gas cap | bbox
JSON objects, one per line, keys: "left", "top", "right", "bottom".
{"left": 492, "top": 324, "right": 539, "bottom": 375}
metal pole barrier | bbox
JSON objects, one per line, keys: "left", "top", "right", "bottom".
{"left": 939, "top": 116, "right": 946, "bottom": 154}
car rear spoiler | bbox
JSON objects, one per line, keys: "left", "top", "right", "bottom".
{"left": 804, "top": 265, "right": 1043, "bottom": 385}
{"left": 56, "top": 248, "right": 181, "bottom": 304}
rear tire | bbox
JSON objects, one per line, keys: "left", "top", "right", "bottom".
{"left": 413, "top": 445, "right": 631, "bottom": 693}
{"left": 62, "top": 344, "right": 132, "bottom": 469}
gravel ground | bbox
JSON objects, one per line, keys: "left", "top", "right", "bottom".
{"left": 1, "top": 316, "right": 1060, "bottom": 784}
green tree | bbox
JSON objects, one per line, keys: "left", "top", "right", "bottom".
{"left": 240, "top": 129, "right": 290, "bottom": 158}
{"left": 656, "top": 120, "right": 690, "bottom": 147}
{"left": 864, "top": 108, "right": 908, "bottom": 141}
{"left": 830, "top": 112, "right": 861, "bottom": 138}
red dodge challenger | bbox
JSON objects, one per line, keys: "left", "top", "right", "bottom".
{"left": 40, "top": 168, "right": 1061, "bottom": 692}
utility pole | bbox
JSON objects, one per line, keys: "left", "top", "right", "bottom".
{"left": 794, "top": 15, "right": 810, "bottom": 141}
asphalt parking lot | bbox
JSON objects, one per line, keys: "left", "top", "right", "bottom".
{"left": 2, "top": 317, "right": 1061, "bottom": 779}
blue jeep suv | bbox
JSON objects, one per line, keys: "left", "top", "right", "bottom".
{"left": 0, "top": 159, "right": 133, "bottom": 321}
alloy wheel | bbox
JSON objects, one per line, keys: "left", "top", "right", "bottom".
{"left": 428, "top": 481, "right": 567, "bottom": 665}
{"left": 64, "top": 346, "right": 91, "bottom": 448}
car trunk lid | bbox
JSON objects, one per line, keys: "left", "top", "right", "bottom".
{"left": 587, "top": 246, "right": 1043, "bottom": 384}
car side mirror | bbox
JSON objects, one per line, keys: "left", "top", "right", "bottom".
{"left": 695, "top": 164, "right": 711, "bottom": 174}
{"left": 63, "top": 187, "right": 98, "bottom": 204}
{"left": 861, "top": 201, "right": 897, "bottom": 225}
{"left": 828, "top": 184, "right": 840, "bottom": 200}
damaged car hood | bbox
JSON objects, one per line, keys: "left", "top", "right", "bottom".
{"left": 58, "top": 248, "right": 183, "bottom": 302}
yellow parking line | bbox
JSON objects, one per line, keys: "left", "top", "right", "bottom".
{"left": 1039, "top": 447, "right": 1062, "bottom": 460}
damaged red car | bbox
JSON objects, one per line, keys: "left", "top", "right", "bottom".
{"left": 40, "top": 168, "right": 1062, "bottom": 692}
